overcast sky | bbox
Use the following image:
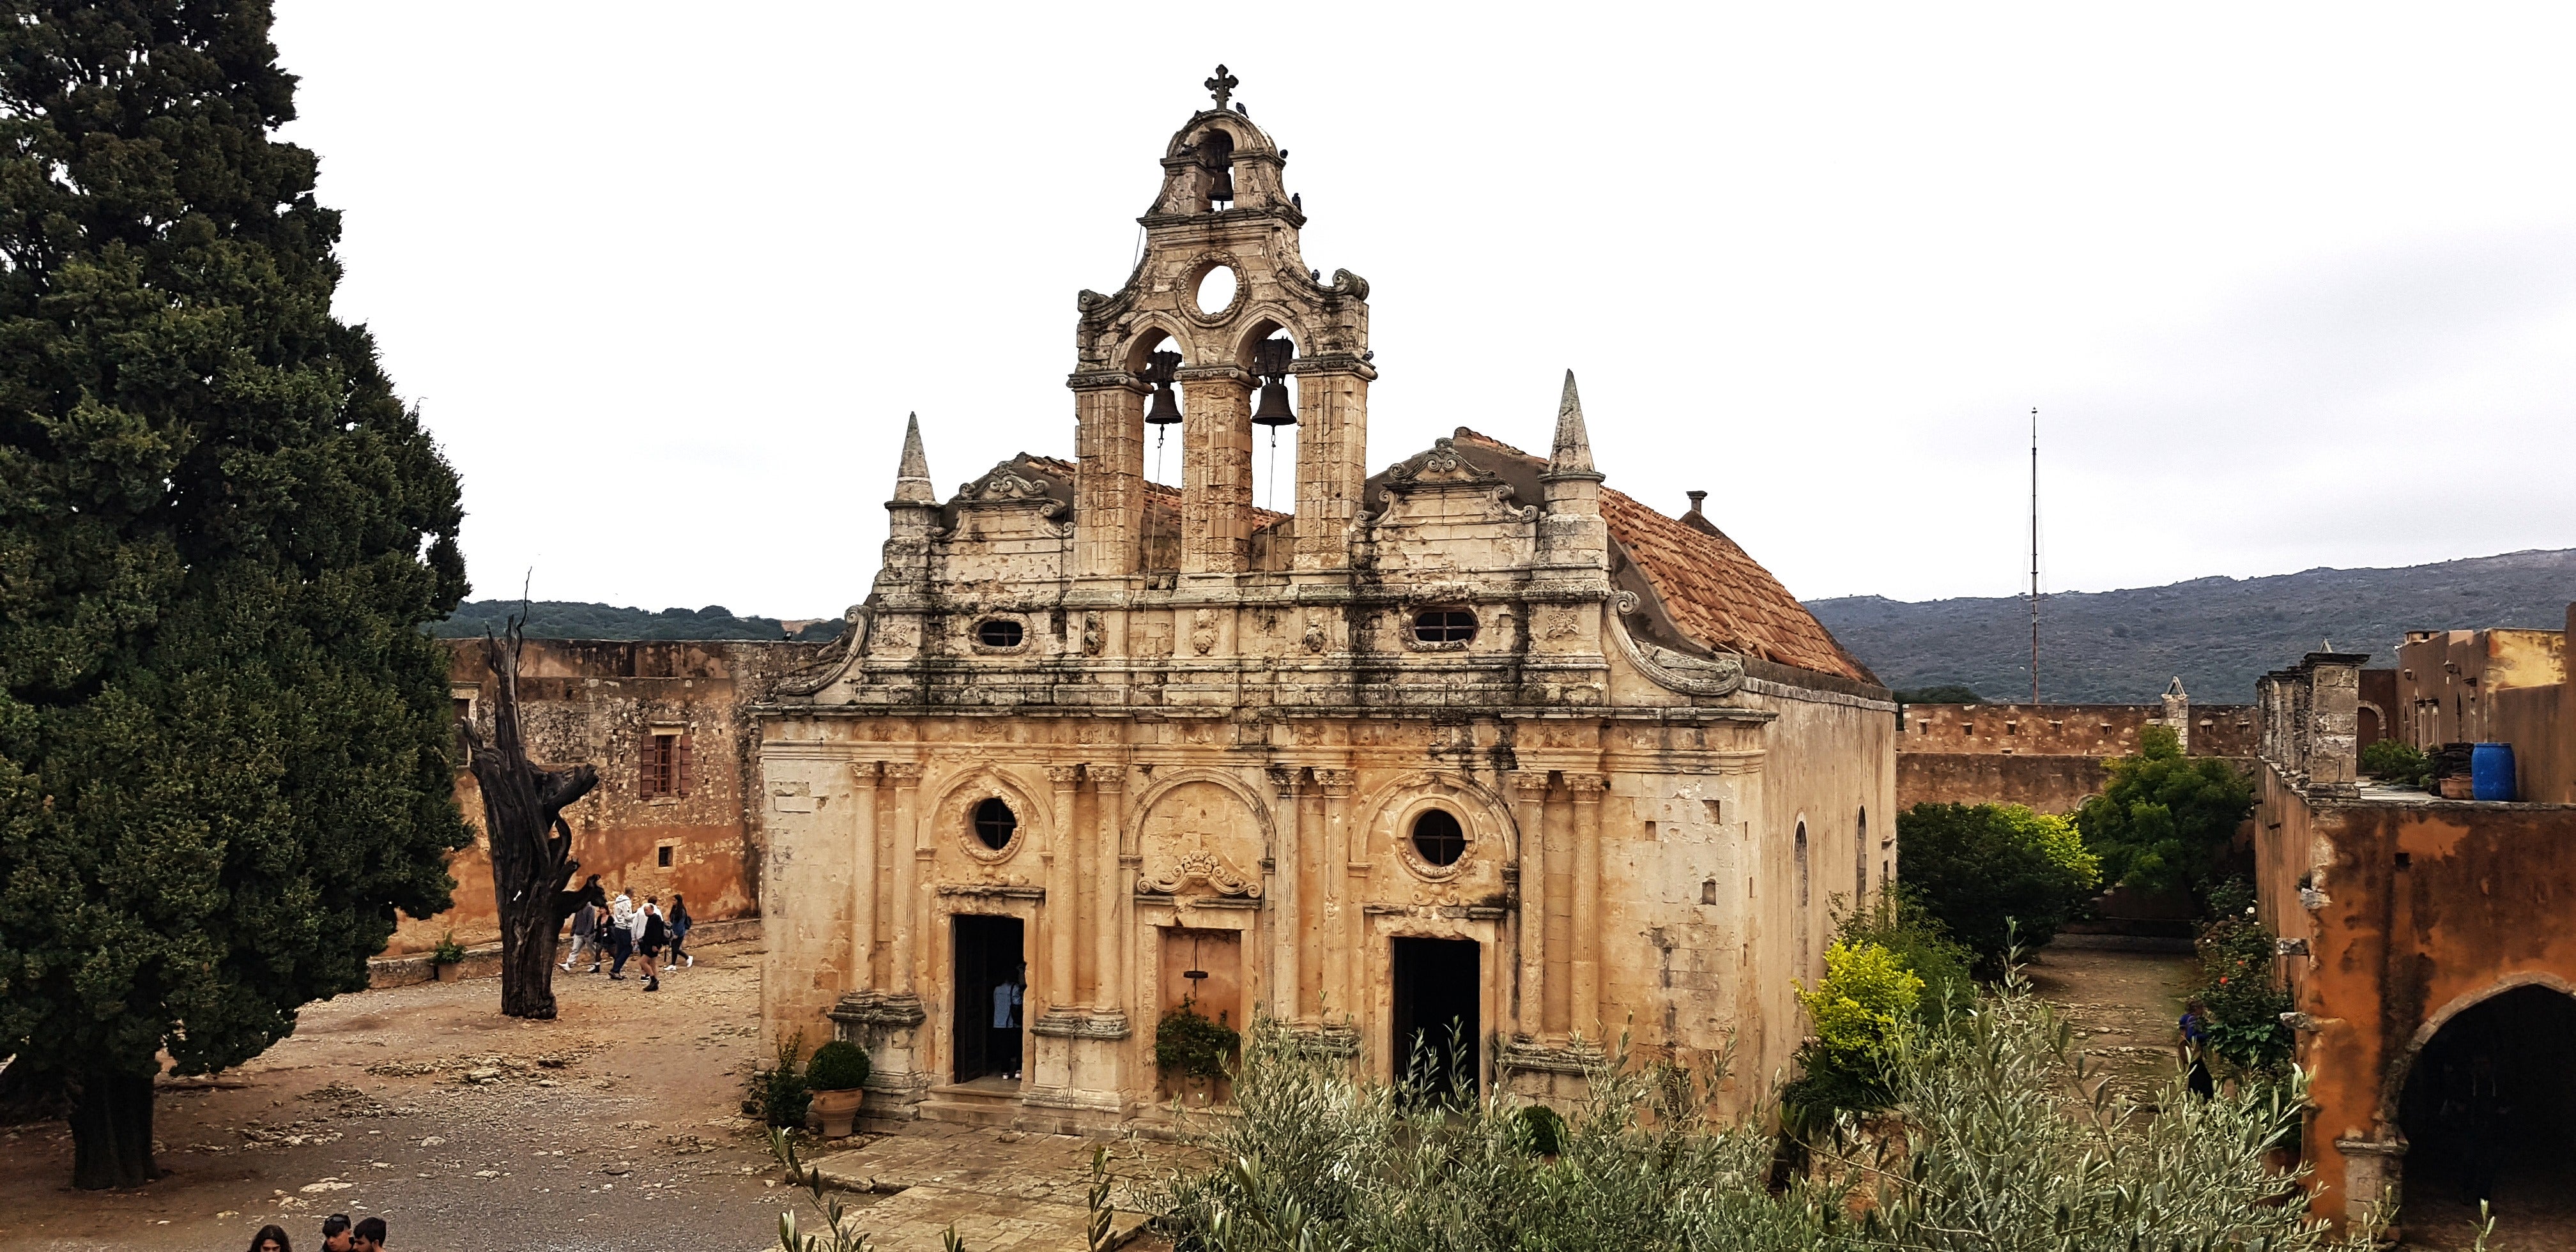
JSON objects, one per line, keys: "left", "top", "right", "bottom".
{"left": 270, "top": 3, "right": 2576, "bottom": 618}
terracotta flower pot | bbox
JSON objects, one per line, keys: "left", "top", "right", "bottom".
{"left": 810, "top": 1087, "right": 865, "bottom": 1138}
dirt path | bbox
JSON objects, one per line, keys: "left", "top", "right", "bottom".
{"left": 2018, "top": 941, "right": 2198, "bottom": 1109}
{"left": 1, "top": 940, "right": 801, "bottom": 1252}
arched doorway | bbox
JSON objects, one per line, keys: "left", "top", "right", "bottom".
{"left": 2397, "top": 984, "right": 2576, "bottom": 1240}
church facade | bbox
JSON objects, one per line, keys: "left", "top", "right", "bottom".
{"left": 757, "top": 75, "right": 1895, "bottom": 1130}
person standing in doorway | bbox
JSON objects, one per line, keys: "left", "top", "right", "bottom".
{"left": 607, "top": 889, "right": 636, "bottom": 980}
{"left": 636, "top": 896, "right": 667, "bottom": 992}
{"left": 666, "top": 893, "right": 693, "bottom": 969}
{"left": 562, "top": 896, "right": 598, "bottom": 973}
{"left": 993, "top": 962, "right": 1024, "bottom": 1081}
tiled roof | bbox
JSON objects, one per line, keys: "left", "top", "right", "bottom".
{"left": 1450, "top": 429, "right": 1878, "bottom": 684}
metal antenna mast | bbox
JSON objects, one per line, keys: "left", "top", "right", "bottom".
{"left": 2028, "top": 407, "right": 2041, "bottom": 705}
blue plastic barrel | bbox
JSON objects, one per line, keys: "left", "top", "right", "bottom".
{"left": 2471, "top": 743, "right": 2517, "bottom": 802}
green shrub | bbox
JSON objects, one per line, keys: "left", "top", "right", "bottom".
{"left": 1896, "top": 802, "right": 2101, "bottom": 975}
{"left": 1154, "top": 997, "right": 1241, "bottom": 1082}
{"left": 747, "top": 1032, "right": 813, "bottom": 1129}
{"left": 2075, "top": 724, "right": 2256, "bottom": 901}
{"left": 804, "top": 1039, "right": 871, "bottom": 1092}
{"left": 1782, "top": 940, "right": 1921, "bottom": 1131}
{"left": 2193, "top": 880, "right": 2295, "bottom": 1076}
{"left": 431, "top": 932, "right": 466, "bottom": 966}
{"left": 1836, "top": 887, "right": 1975, "bottom": 1016}
{"left": 2360, "top": 738, "right": 2432, "bottom": 789}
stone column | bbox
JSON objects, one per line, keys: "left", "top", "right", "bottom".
{"left": 2304, "top": 651, "right": 2368, "bottom": 790}
{"left": 1045, "top": 765, "right": 1082, "bottom": 1009}
{"left": 1176, "top": 364, "right": 1254, "bottom": 576}
{"left": 883, "top": 762, "right": 925, "bottom": 996}
{"left": 849, "top": 761, "right": 881, "bottom": 992}
{"left": 1068, "top": 370, "right": 1147, "bottom": 578}
{"left": 1090, "top": 765, "right": 1127, "bottom": 1013}
{"left": 1269, "top": 767, "right": 1303, "bottom": 1022}
{"left": 1508, "top": 770, "right": 1551, "bottom": 1038}
{"left": 1316, "top": 768, "right": 1356, "bottom": 1020}
{"left": 1567, "top": 772, "right": 1607, "bottom": 1040}
{"left": 1287, "top": 354, "right": 1376, "bottom": 570}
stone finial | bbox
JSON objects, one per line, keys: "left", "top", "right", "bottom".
{"left": 1204, "top": 65, "right": 1239, "bottom": 111}
{"left": 893, "top": 412, "right": 935, "bottom": 505}
{"left": 1545, "top": 369, "right": 1602, "bottom": 481}
{"left": 2165, "top": 676, "right": 2186, "bottom": 698}
{"left": 1685, "top": 490, "right": 1708, "bottom": 515}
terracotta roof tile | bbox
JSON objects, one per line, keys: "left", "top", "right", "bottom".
{"left": 1450, "top": 429, "right": 1876, "bottom": 684}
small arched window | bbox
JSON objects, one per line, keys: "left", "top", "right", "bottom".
{"left": 1411, "top": 809, "right": 1466, "bottom": 867}
{"left": 1413, "top": 609, "right": 1478, "bottom": 645}
{"left": 976, "top": 618, "right": 1024, "bottom": 648}
{"left": 972, "top": 797, "right": 1017, "bottom": 850}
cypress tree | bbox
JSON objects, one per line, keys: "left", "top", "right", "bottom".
{"left": 0, "top": 2, "right": 470, "bottom": 1189}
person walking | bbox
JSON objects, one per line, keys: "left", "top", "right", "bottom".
{"left": 562, "top": 897, "right": 598, "bottom": 973}
{"left": 666, "top": 893, "right": 694, "bottom": 970}
{"left": 607, "top": 889, "right": 636, "bottom": 981}
{"left": 247, "top": 1225, "right": 293, "bottom": 1252}
{"left": 636, "top": 897, "right": 668, "bottom": 992}
{"left": 2178, "top": 1000, "right": 2215, "bottom": 1100}
{"left": 351, "top": 1216, "right": 388, "bottom": 1250}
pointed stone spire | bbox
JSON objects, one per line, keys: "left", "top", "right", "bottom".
{"left": 1545, "top": 370, "right": 1602, "bottom": 480}
{"left": 893, "top": 412, "right": 935, "bottom": 504}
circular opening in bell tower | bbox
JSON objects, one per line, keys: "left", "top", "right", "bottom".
{"left": 1193, "top": 265, "right": 1239, "bottom": 318}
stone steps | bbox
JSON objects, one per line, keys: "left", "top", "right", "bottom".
{"left": 916, "top": 1083, "right": 1023, "bottom": 1128}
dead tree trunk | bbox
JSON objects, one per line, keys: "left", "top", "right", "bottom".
{"left": 460, "top": 618, "right": 601, "bottom": 1019}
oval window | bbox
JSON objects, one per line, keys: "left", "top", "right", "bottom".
{"left": 1412, "top": 609, "right": 1478, "bottom": 645}
{"left": 1411, "top": 809, "right": 1466, "bottom": 867}
{"left": 1195, "top": 264, "right": 1239, "bottom": 317}
{"left": 976, "top": 618, "right": 1024, "bottom": 648}
{"left": 972, "top": 797, "right": 1018, "bottom": 850}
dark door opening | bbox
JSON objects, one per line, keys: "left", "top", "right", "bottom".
{"left": 2399, "top": 985, "right": 2576, "bottom": 1239}
{"left": 952, "top": 915, "right": 1025, "bottom": 1085}
{"left": 1391, "top": 936, "right": 1480, "bottom": 1100}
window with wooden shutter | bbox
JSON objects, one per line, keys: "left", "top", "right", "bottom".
{"left": 675, "top": 732, "right": 694, "bottom": 798}
{"left": 639, "top": 728, "right": 660, "bottom": 797}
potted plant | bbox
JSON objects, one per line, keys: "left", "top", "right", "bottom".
{"left": 804, "top": 1039, "right": 871, "bottom": 1138}
{"left": 430, "top": 931, "right": 466, "bottom": 981}
{"left": 1153, "top": 996, "right": 1240, "bottom": 1105}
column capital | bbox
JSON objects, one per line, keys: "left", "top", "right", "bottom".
{"left": 1266, "top": 765, "right": 1301, "bottom": 798}
{"left": 1315, "top": 768, "right": 1356, "bottom": 797}
{"left": 882, "top": 761, "right": 926, "bottom": 783}
{"left": 852, "top": 760, "right": 884, "bottom": 786}
{"left": 1066, "top": 369, "right": 1149, "bottom": 394}
{"left": 1565, "top": 772, "right": 1609, "bottom": 797}
{"left": 1043, "top": 764, "right": 1083, "bottom": 788}
{"left": 1087, "top": 765, "right": 1128, "bottom": 793}
{"left": 1508, "top": 770, "right": 1552, "bottom": 798}
{"left": 1174, "top": 363, "right": 1256, "bottom": 388}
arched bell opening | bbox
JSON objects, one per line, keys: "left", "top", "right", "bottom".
{"left": 2395, "top": 984, "right": 2576, "bottom": 1235}
{"left": 1126, "top": 326, "right": 1187, "bottom": 487}
{"left": 1239, "top": 321, "right": 1300, "bottom": 514}
{"left": 1195, "top": 128, "right": 1237, "bottom": 212}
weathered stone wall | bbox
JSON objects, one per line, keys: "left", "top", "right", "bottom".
{"left": 1894, "top": 701, "right": 2255, "bottom": 813}
{"left": 387, "top": 637, "right": 823, "bottom": 956}
{"left": 2393, "top": 615, "right": 2573, "bottom": 802}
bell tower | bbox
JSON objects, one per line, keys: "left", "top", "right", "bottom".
{"left": 1068, "top": 67, "right": 1375, "bottom": 579}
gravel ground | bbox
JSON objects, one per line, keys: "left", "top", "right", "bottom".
{"left": 0, "top": 941, "right": 799, "bottom": 1251}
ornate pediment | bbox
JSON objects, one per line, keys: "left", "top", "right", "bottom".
{"left": 1385, "top": 438, "right": 1503, "bottom": 489}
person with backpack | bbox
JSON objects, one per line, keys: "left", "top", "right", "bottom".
{"left": 636, "top": 897, "right": 668, "bottom": 992}
{"left": 666, "top": 894, "right": 693, "bottom": 970}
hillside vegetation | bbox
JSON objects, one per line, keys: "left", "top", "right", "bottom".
{"left": 433, "top": 600, "right": 843, "bottom": 642}
{"left": 1809, "top": 548, "right": 2576, "bottom": 703}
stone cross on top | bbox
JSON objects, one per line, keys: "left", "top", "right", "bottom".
{"left": 1205, "top": 65, "right": 1239, "bottom": 110}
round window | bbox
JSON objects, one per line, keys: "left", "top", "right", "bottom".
{"left": 976, "top": 618, "right": 1024, "bottom": 648}
{"left": 1413, "top": 609, "right": 1478, "bottom": 645}
{"left": 972, "top": 797, "right": 1018, "bottom": 850}
{"left": 1411, "top": 809, "right": 1466, "bottom": 867}
{"left": 1194, "top": 264, "right": 1239, "bottom": 317}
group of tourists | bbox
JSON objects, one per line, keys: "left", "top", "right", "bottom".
{"left": 562, "top": 889, "right": 693, "bottom": 992}
{"left": 246, "top": 1212, "right": 386, "bottom": 1251}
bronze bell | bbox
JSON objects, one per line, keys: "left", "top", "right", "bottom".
{"left": 1143, "top": 349, "right": 1183, "bottom": 425}
{"left": 1208, "top": 167, "right": 1234, "bottom": 205}
{"left": 1252, "top": 379, "right": 1294, "bottom": 426}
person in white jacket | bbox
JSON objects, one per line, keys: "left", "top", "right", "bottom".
{"left": 607, "top": 891, "right": 637, "bottom": 980}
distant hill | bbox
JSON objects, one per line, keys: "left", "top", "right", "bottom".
{"left": 432, "top": 600, "right": 844, "bottom": 643}
{"left": 1807, "top": 549, "right": 2576, "bottom": 704}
